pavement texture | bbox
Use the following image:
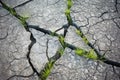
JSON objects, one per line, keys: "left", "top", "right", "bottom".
{"left": 0, "top": 0, "right": 120, "bottom": 80}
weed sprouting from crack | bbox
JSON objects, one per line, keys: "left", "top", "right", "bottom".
{"left": 1, "top": 0, "right": 120, "bottom": 80}
{"left": 0, "top": 0, "right": 40, "bottom": 78}
{"left": 39, "top": 61, "right": 54, "bottom": 80}
{"left": 0, "top": 1, "right": 29, "bottom": 30}
{"left": 39, "top": 47, "right": 65, "bottom": 80}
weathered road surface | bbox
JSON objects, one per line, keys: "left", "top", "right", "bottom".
{"left": 0, "top": 0, "right": 120, "bottom": 80}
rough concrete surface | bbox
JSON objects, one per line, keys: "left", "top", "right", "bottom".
{"left": 0, "top": 0, "right": 120, "bottom": 80}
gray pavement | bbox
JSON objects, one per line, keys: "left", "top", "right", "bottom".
{"left": 0, "top": 0, "right": 120, "bottom": 80}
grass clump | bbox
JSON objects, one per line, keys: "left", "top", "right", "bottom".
{"left": 75, "top": 48, "right": 98, "bottom": 60}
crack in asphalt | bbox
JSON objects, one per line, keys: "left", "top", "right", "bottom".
{"left": 112, "top": 19, "right": 120, "bottom": 29}
{"left": 0, "top": 0, "right": 120, "bottom": 80}
{"left": 0, "top": 1, "right": 67, "bottom": 79}
{"left": 39, "top": 47, "right": 64, "bottom": 80}
{"left": 115, "top": 0, "right": 119, "bottom": 12}
{"left": 0, "top": 0, "right": 40, "bottom": 78}
{"left": 13, "top": 0, "right": 33, "bottom": 9}
{"left": 46, "top": 39, "right": 50, "bottom": 61}
{"left": 28, "top": 24, "right": 120, "bottom": 67}
{"left": 27, "top": 33, "right": 39, "bottom": 76}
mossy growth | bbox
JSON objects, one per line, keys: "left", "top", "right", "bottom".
{"left": 19, "top": 16, "right": 29, "bottom": 26}
{"left": 0, "top": 1, "right": 29, "bottom": 29}
{"left": 39, "top": 48, "right": 64, "bottom": 80}
{"left": 65, "top": 9, "right": 70, "bottom": 16}
{"left": 40, "top": 61, "right": 54, "bottom": 80}
{"left": 8, "top": 7, "right": 29, "bottom": 28}
{"left": 75, "top": 48, "right": 87, "bottom": 56}
{"left": 82, "top": 36, "right": 89, "bottom": 44}
{"left": 9, "top": 8, "right": 16, "bottom": 15}
{"left": 86, "top": 49, "right": 98, "bottom": 60}
{"left": 59, "top": 36, "right": 66, "bottom": 48}
{"left": 75, "top": 48, "right": 98, "bottom": 60}
{"left": 65, "top": 9, "right": 72, "bottom": 25}
{"left": 65, "top": 0, "right": 73, "bottom": 25}
{"left": 75, "top": 30, "right": 82, "bottom": 36}
{"left": 67, "top": 0, "right": 73, "bottom": 9}
{"left": 75, "top": 30, "right": 89, "bottom": 44}
{"left": 0, "top": 1, "right": 16, "bottom": 15}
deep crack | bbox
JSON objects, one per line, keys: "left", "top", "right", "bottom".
{"left": 0, "top": 0, "right": 120, "bottom": 80}
{"left": 0, "top": 0, "right": 39, "bottom": 78}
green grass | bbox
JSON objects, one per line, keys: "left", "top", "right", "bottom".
{"left": 0, "top": 1, "right": 29, "bottom": 30}
{"left": 75, "top": 48, "right": 98, "bottom": 60}
{"left": 39, "top": 61, "right": 54, "bottom": 80}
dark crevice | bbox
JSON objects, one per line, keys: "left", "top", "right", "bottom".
{"left": 55, "top": 24, "right": 70, "bottom": 37}
{"left": 39, "top": 23, "right": 68, "bottom": 79}
{"left": 112, "top": 66, "right": 120, "bottom": 79}
{"left": 29, "top": 24, "right": 120, "bottom": 67}
{"left": 104, "top": 72, "right": 108, "bottom": 80}
{"left": 46, "top": 39, "right": 50, "bottom": 61}
{"left": 115, "top": 0, "right": 118, "bottom": 12}
{"left": 26, "top": 33, "right": 40, "bottom": 76}
{"left": 1, "top": 0, "right": 120, "bottom": 80}
{"left": 72, "top": 22, "right": 101, "bottom": 58}
{"left": 13, "top": 0, "right": 33, "bottom": 9}
{"left": 0, "top": 0, "right": 39, "bottom": 78}
{"left": 38, "top": 3, "right": 71, "bottom": 77}
{"left": 39, "top": 33, "right": 65, "bottom": 79}
{"left": 112, "top": 19, "right": 120, "bottom": 29}
{"left": 39, "top": 47, "right": 63, "bottom": 80}
{"left": 104, "top": 59, "right": 120, "bottom": 67}
{"left": 98, "top": 11, "right": 109, "bottom": 18}
{"left": 28, "top": 25, "right": 59, "bottom": 36}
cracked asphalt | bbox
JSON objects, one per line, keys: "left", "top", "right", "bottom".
{"left": 0, "top": 0, "right": 120, "bottom": 80}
